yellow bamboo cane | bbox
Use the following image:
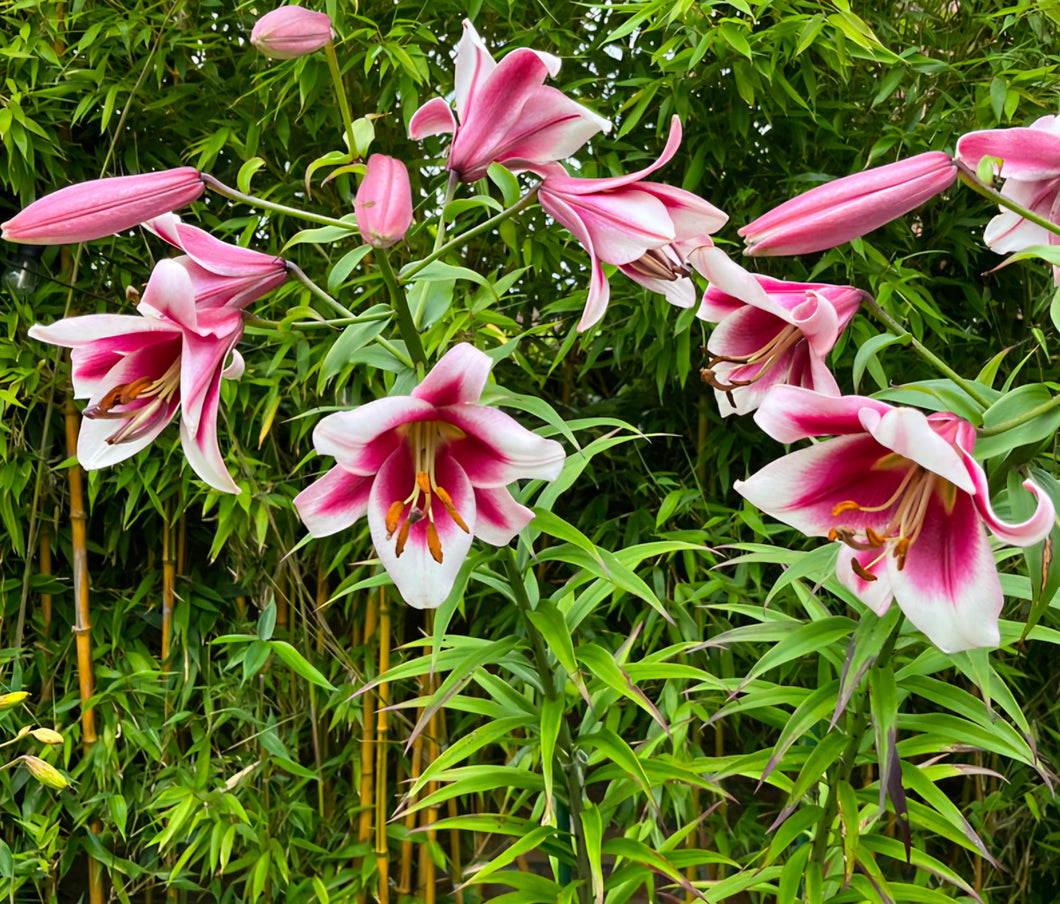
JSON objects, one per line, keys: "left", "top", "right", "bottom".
{"left": 357, "top": 594, "right": 378, "bottom": 904}
{"left": 161, "top": 512, "right": 175, "bottom": 662}
{"left": 40, "top": 523, "right": 52, "bottom": 638}
{"left": 400, "top": 684, "right": 427, "bottom": 894}
{"left": 64, "top": 400, "right": 102, "bottom": 904}
{"left": 374, "top": 588, "right": 391, "bottom": 904}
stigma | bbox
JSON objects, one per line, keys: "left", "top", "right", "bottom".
{"left": 828, "top": 465, "right": 941, "bottom": 580}
{"left": 384, "top": 422, "right": 470, "bottom": 564}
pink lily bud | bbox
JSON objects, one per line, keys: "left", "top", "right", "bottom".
{"left": 739, "top": 151, "right": 957, "bottom": 256}
{"left": 250, "top": 6, "right": 334, "bottom": 60}
{"left": 2, "top": 168, "right": 205, "bottom": 246}
{"left": 354, "top": 155, "right": 413, "bottom": 249}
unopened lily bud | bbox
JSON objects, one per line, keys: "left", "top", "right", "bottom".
{"left": 0, "top": 691, "right": 29, "bottom": 711}
{"left": 2, "top": 168, "right": 205, "bottom": 246}
{"left": 739, "top": 151, "right": 957, "bottom": 256}
{"left": 22, "top": 755, "right": 69, "bottom": 790}
{"left": 354, "top": 154, "right": 413, "bottom": 249}
{"left": 30, "top": 728, "right": 64, "bottom": 745}
{"left": 251, "top": 6, "right": 334, "bottom": 60}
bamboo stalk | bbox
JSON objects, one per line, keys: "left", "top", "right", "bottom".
{"left": 420, "top": 666, "right": 439, "bottom": 904}
{"left": 161, "top": 512, "right": 175, "bottom": 662}
{"left": 40, "top": 524, "right": 52, "bottom": 637}
{"left": 399, "top": 725, "right": 424, "bottom": 894}
{"left": 64, "top": 401, "right": 95, "bottom": 742}
{"left": 439, "top": 707, "right": 463, "bottom": 903}
{"left": 357, "top": 594, "right": 379, "bottom": 904}
{"left": 235, "top": 595, "right": 247, "bottom": 620}
{"left": 64, "top": 400, "right": 101, "bottom": 904}
{"left": 314, "top": 553, "right": 330, "bottom": 818}
{"left": 374, "top": 588, "right": 392, "bottom": 904}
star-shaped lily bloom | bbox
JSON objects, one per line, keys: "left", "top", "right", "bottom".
{"left": 735, "top": 387, "right": 1055, "bottom": 653}
{"left": 294, "top": 344, "right": 566, "bottom": 609}
{"left": 408, "top": 19, "right": 609, "bottom": 183}
{"left": 956, "top": 115, "right": 1060, "bottom": 272}
{"left": 29, "top": 258, "right": 246, "bottom": 493}
{"left": 146, "top": 214, "right": 288, "bottom": 310}
{"left": 535, "top": 116, "right": 730, "bottom": 331}
{"left": 698, "top": 275, "right": 867, "bottom": 416}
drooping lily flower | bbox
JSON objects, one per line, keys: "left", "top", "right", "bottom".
{"left": 699, "top": 275, "right": 866, "bottom": 416}
{"left": 250, "top": 5, "right": 334, "bottom": 59}
{"left": 535, "top": 116, "right": 729, "bottom": 330}
{"left": 739, "top": 152, "right": 957, "bottom": 256}
{"left": 354, "top": 155, "right": 413, "bottom": 249}
{"left": 408, "top": 20, "right": 609, "bottom": 183}
{"left": 2, "top": 169, "right": 205, "bottom": 245}
{"left": 735, "top": 386, "right": 1055, "bottom": 653}
{"left": 294, "top": 343, "right": 565, "bottom": 609}
{"left": 956, "top": 115, "right": 1060, "bottom": 268}
{"left": 28, "top": 259, "right": 245, "bottom": 494}
{"left": 146, "top": 214, "right": 288, "bottom": 309}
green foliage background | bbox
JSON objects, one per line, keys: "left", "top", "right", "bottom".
{"left": 2, "top": 0, "right": 1060, "bottom": 902}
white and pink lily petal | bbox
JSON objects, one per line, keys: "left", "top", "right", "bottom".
{"left": 700, "top": 278, "right": 865, "bottom": 416}
{"left": 146, "top": 214, "right": 287, "bottom": 309}
{"left": 28, "top": 259, "right": 245, "bottom": 494}
{"left": 294, "top": 343, "right": 565, "bottom": 609}
{"left": 736, "top": 387, "right": 1055, "bottom": 652}
{"left": 408, "top": 20, "right": 608, "bottom": 182}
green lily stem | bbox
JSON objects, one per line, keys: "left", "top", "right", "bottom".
{"left": 323, "top": 41, "right": 358, "bottom": 159}
{"left": 202, "top": 174, "right": 359, "bottom": 231}
{"left": 245, "top": 311, "right": 392, "bottom": 330}
{"left": 956, "top": 159, "right": 1060, "bottom": 240}
{"left": 433, "top": 171, "right": 460, "bottom": 254}
{"left": 286, "top": 262, "right": 356, "bottom": 319}
{"left": 502, "top": 548, "right": 593, "bottom": 904}
{"left": 403, "top": 184, "right": 540, "bottom": 281}
{"left": 862, "top": 295, "right": 993, "bottom": 409}
{"left": 375, "top": 251, "right": 426, "bottom": 369}
{"left": 979, "top": 391, "right": 1060, "bottom": 436}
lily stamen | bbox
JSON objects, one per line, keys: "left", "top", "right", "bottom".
{"left": 702, "top": 326, "right": 804, "bottom": 392}
{"left": 625, "top": 247, "right": 691, "bottom": 282}
{"left": 831, "top": 466, "right": 941, "bottom": 578}
{"left": 385, "top": 421, "right": 473, "bottom": 561}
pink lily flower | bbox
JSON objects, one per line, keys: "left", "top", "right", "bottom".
{"left": 739, "top": 152, "right": 957, "bottom": 256}
{"left": 535, "top": 116, "right": 729, "bottom": 331}
{"left": 294, "top": 343, "right": 565, "bottom": 609}
{"left": 699, "top": 275, "right": 867, "bottom": 416}
{"left": 956, "top": 116, "right": 1060, "bottom": 269}
{"left": 250, "top": 6, "right": 334, "bottom": 59}
{"left": 146, "top": 214, "right": 288, "bottom": 309}
{"left": 28, "top": 259, "right": 245, "bottom": 494}
{"left": 1, "top": 168, "right": 205, "bottom": 246}
{"left": 735, "top": 387, "right": 1055, "bottom": 652}
{"left": 354, "top": 155, "right": 413, "bottom": 249}
{"left": 408, "top": 20, "right": 609, "bottom": 183}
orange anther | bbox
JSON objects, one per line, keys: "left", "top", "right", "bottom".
{"left": 427, "top": 523, "right": 443, "bottom": 564}
{"left": 894, "top": 537, "right": 910, "bottom": 571}
{"left": 434, "top": 484, "right": 470, "bottom": 534}
{"left": 395, "top": 519, "right": 411, "bottom": 558}
{"left": 865, "top": 527, "right": 886, "bottom": 547}
{"left": 832, "top": 500, "right": 862, "bottom": 516}
{"left": 416, "top": 471, "right": 432, "bottom": 495}
{"left": 385, "top": 500, "right": 404, "bottom": 536}
{"left": 828, "top": 528, "right": 839, "bottom": 542}
{"left": 851, "top": 559, "right": 878, "bottom": 583}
